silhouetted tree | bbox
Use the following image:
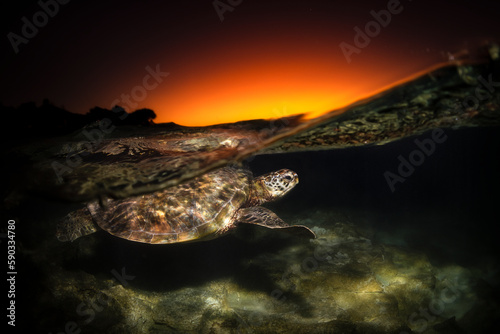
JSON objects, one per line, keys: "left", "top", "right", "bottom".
{"left": 125, "top": 108, "right": 156, "bottom": 126}
{"left": 0, "top": 100, "right": 160, "bottom": 141}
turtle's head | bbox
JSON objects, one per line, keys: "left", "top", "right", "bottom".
{"left": 253, "top": 169, "right": 299, "bottom": 204}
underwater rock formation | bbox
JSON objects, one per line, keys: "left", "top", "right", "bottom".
{"left": 24, "top": 209, "right": 494, "bottom": 333}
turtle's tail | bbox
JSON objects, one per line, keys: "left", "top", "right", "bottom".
{"left": 56, "top": 207, "right": 98, "bottom": 242}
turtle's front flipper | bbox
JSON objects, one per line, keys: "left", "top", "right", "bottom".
{"left": 235, "top": 207, "right": 316, "bottom": 239}
{"left": 56, "top": 207, "right": 99, "bottom": 242}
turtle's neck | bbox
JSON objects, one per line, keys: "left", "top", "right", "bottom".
{"left": 245, "top": 176, "right": 272, "bottom": 207}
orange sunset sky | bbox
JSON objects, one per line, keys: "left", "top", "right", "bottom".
{"left": 2, "top": 0, "right": 499, "bottom": 126}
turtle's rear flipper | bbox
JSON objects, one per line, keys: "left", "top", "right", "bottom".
{"left": 235, "top": 207, "right": 316, "bottom": 239}
{"left": 56, "top": 207, "right": 99, "bottom": 242}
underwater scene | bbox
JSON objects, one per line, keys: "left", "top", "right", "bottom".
{"left": 4, "top": 51, "right": 500, "bottom": 333}
{"left": 2, "top": 1, "right": 500, "bottom": 333}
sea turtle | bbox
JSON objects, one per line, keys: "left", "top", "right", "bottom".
{"left": 56, "top": 166, "right": 315, "bottom": 244}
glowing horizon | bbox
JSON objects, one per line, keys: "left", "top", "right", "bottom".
{"left": 3, "top": 0, "right": 498, "bottom": 129}
{"left": 121, "top": 22, "right": 459, "bottom": 126}
{"left": 145, "top": 56, "right": 456, "bottom": 127}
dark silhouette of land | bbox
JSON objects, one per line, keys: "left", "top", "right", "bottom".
{"left": 0, "top": 99, "right": 157, "bottom": 140}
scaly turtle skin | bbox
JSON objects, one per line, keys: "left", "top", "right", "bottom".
{"left": 57, "top": 167, "right": 315, "bottom": 244}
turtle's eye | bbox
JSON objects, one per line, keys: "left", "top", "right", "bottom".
{"left": 283, "top": 175, "right": 293, "bottom": 181}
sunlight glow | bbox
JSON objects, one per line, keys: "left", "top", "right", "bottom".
{"left": 135, "top": 32, "right": 451, "bottom": 126}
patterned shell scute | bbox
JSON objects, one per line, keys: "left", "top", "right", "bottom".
{"left": 88, "top": 167, "right": 251, "bottom": 244}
